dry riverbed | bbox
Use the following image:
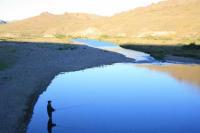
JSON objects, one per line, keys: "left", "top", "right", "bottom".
{"left": 0, "top": 41, "right": 133, "bottom": 133}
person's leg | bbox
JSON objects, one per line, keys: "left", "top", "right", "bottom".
{"left": 48, "top": 112, "right": 52, "bottom": 118}
{"left": 49, "top": 112, "right": 52, "bottom": 118}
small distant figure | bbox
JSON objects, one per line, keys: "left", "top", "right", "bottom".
{"left": 47, "top": 118, "right": 56, "bottom": 133}
{"left": 47, "top": 100, "right": 55, "bottom": 118}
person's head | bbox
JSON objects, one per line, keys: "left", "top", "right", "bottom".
{"left": 48, "top": 100, "right": 51, "bottom": 104}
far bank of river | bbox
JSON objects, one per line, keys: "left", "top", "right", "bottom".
{"left": 73, "top": 38, "right": 200, "bottom": 64}
{"left": 73, "top": 38, "right": 156, "bottom": 63}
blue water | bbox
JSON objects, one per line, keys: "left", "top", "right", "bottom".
{"left": 27, "top": 63, "right": 200, "bottom": 133}
{"left": 73, "top": 38, "right": 118, "bottom": 48}
{"left": 72, "top": 38, "right": 155, "bottom": 62}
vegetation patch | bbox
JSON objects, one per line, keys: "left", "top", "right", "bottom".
{"left": 121, "top": 43, "right": 200, "bottom": 61}
{"left": 57, "top": 45, "right": 77, "bottom": 51}
{"left": 0, "top": 45, "right": 17, "bottom": 71}
{"left": 0, "top": 61, "right": 9, "bottom": 71}
{"left": 99, "top": 35, "right": 110, "bottom": 40}
{"left": 0, "top": 46, "right": 17, "bottom": 53}
{"left": 182, "top": 42, "right": 200, "bottom": 50}
{"left": 54, "top": 34, "right": 66, "bottom": 39}
{"left": 143, "top": 35, "right": 173, "bottom": 41}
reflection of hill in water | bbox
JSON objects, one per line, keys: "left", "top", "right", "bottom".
{"left": 140, "top": 64, "right": 200, "bottom": 88}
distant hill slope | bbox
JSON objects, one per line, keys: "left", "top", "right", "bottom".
{"left": 0, "top": 0, "right": 200, "bottom": 44}
{"left": 0, "top": 12, "right": 105, "bottom": 38}
{"left": 101, "top": 0, "right": 200, "bottom": 39}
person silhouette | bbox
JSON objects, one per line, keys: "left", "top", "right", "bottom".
{"left": 47, "top": 100, "right": 55, "bottom": 118}
{"left": 47, "top": 118, "right": 56, "bottom": 133}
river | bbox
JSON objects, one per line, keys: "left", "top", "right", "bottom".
{"left": 73, "top": 38, "right": 156, "bottom": 63}
{"left": 27, "top": 39, "right": 200, "bottom": 133}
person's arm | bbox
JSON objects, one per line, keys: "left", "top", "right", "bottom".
{"left": 51, "top": 106, "right": 55, "bottom": 111}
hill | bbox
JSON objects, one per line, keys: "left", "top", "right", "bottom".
{"left": 99, "top": 0, "right": 200, "bottom": 44}
{"left": 0, "top": 12, "right": 105, "bottom": 42}
{"left": 0, "top": 0, "right": 200, "bottom": 44}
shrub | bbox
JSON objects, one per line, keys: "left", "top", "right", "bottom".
{"left": 182, "top": 42, "right": 200, "bottom": 50}
{"left": 57, "top": 45, "right": 76, "bottom": 51}
{"left": 54, "top": 34, "right": 66, "bottom": 39}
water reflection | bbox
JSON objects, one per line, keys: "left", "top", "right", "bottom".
{"left": 47, "top": 118, "right": 56, "bottom": 133}
{"left": 27, "top": 63, "right": 200, "bottom": 133}
{"left": 140, "top": 64, "right": 200, "bottom": 88}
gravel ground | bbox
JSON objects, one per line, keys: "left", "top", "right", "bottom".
{"left": 0, "top": 41, "right": 134, "bottom": 133}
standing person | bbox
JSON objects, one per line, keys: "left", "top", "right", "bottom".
{"left": 47, "top": 100, "right": 55, "bottom": 118}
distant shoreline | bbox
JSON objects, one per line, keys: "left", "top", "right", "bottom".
{"left": 121, "top": 44, "right": 200, "bottom": 64}
{"left": 0, "top": 41, "right": 133, "bottom": 133}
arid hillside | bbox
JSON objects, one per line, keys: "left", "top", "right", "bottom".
{"left": 0, "top": 12, "right": 106, "bottom": 42}
{"left": 0, "top": 0, "right": 200, "bottom": 44}
{"left": 101, "top": 0, "right": 200, "bottom": 43}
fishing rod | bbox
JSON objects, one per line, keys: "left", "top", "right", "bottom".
{"left": 55, "top": 124, "right": 84, "bottom": 131}
{"left": 55, "top": 103, "right": 91, "bottom": 111}
{"left": 32, "top": 103, "right": 88, "bottom": 117}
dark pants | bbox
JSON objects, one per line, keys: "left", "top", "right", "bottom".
{"left": 47, "top": 112, "right": 52, "bottom": 118}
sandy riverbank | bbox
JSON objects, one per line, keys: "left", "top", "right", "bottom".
{"left": 0, "top": 41, "right": 133, "bottom": 133}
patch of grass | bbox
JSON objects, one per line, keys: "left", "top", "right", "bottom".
{"left": 0, "top": 45, "right": 17, "bottom": 70}
{"left": 0, "top": 37, "right": 15, "bottom": 41}
{"left": 121, "top": 45, "right": 166, "bottom": 60}
{"left": 9, "top": 47, "right": 17, "bottom": 53}
{"left": 54, "top": 34, "right": 66, "bottom": 39}
{"left": 149, "top": 51, "right": 165, "bottom": 60}
{"left": 143, "top": 35, "right": 173, "bottom": 41}
{"left": 96, "top": 35, "right": 200, "bottom": 46}
{"left": 0, "top": 62, "right": 9, "bottom": 71}
{"left": 182, "top": 42, "right": 200, "bottom": 50}
{"left": 121, "top": 43, "right": 200, "bottom": 61}
{"left": 99, "top": 35, "right": 110, "bottom": 39}
{"left": 57, "top": 45, "right": 77, "bottom": 51}
{"left": 0, "top": 38, "right": 8, "bottom": 41}
{"left": 0, "top": 46, "right": 17, "bottom": 53}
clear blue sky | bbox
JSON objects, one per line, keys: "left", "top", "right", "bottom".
{"left": 0, "top": 0, "right": 163, "bottom": 21}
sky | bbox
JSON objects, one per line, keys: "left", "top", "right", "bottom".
{"left": 0, "top": 0, "right": 163, "bottom": 21}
